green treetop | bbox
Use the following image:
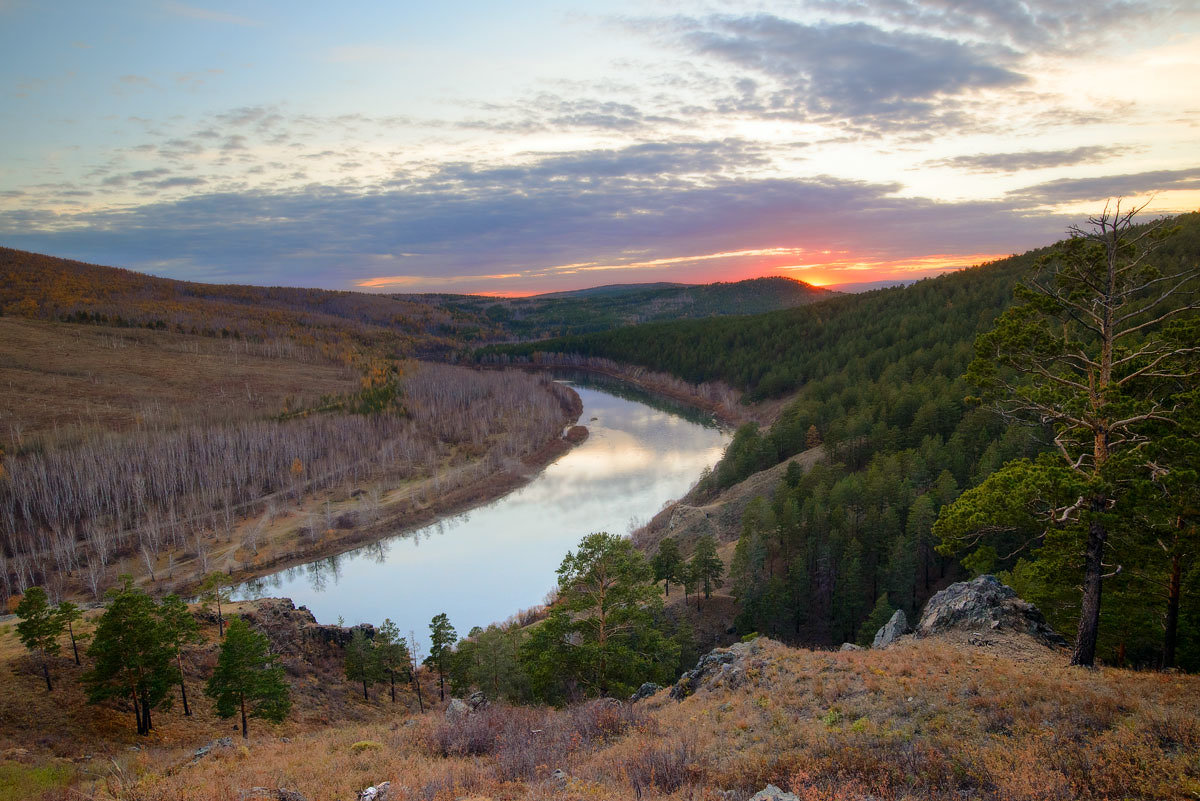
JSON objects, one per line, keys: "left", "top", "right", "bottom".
{"left": 374, "top": 619, "right": 410, "bottom": 703}
{"left": 344, "top": 627, "right": 382, "bottom": 701}
{"left": 83, "top": 579, "right": 175, "bottom": 735}
{"left": 651, "top": 537, "right": 684, "bottom": 597}
{"left": 204, "top": 616, "right": 291, "bottom": 738}
{"left": 426, "top": 612, "right": 457, "bottom": 702}
{"left": 690, "top": 534, "right": 725, "bottom": 601}
{"left": 15, "top": 587, "right": 64, "bottom": 692}
{"left": 936, "top": 204, "right": 1199, "bottom": 667}
{"left": 521, "top": 532, "right": 677, "bottom": 702}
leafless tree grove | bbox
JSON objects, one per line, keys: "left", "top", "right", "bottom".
{"left": 0, "top": 364, "right": 575, "bottom": 602}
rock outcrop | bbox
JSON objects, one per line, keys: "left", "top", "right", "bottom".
{"left": 917, "top": 575, "right": 1066, "bottom": 647}
{"left": 749, "top": 785, "right": 799, "bottom": 801}
{"left": 630, "top": 682, "right": 663, "bottom": 701}
{"left": 872, "top": 608, "right": 909, "bottom": 649}
{"left": 670, "top": 639, "right": 763, "bottom": 700}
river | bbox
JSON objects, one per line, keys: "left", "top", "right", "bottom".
{"left": 231, "top": 377, "right": 731, "bottom": 646}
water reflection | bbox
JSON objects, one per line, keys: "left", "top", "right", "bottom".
{"left": 231, "top": 381, "right": 730, "bottom": 648}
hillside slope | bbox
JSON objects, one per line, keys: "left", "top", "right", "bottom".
{"left": 415, "top": 276, "right": 831, "bottom": 339}
{"left": 20, "top": 628, "right": 1195, "bottom": 801}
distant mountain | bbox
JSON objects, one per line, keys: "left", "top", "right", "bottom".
{"left": 413, "top": 276, "right": 831, "bottom": 339}
{"left": 0, "top": 247, "right": 495, "bottom": 355}
{"left": 533, "top": 282, "right": 689, "bottom": 299}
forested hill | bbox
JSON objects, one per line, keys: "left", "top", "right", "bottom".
{"left": 411, "top": 275, "right": 830, "bottom": 339}
{"left": 480, "top": 213, "right": 1200, "bottom": 402}
{"left": 0, "top": 249, "right": 828, "bottom": 350}
{"left": 479, "top": 212, "right": 1200, "bottom": 669}
{"left": 0, "top": 247, "right": 499, "bottom": 356}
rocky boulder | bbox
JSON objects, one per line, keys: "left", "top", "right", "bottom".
{"left": 917, "top": 575, "right": 1066, "bottom": 646}
{"left": 839, "top": 642, "right": 864, "bottom": 652}
{"left": 630, "top": 682, "right": 663, "bottom": 702}
{"left": 872, "top": 608, "right": 909, "bottom": 649}
{"left": 749, "top": 785, "right": 799, "bottom": 801}
{"left": 670, "top": 639, "right": 763, "bottom": 700}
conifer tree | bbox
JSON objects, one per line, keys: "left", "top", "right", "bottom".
{"left": 521, "top": 532, "right": 676, "bottom": 701}
{"left": 205, "top": 616, "right": 290, "bottom": 738}
{"left": 83, "top": 579, "right": 175, "bottom": 735}
{"left": 55, "top": 600, "right": 84, "bottom": 666}
{"left": 199, "top": 572, "right": 231, "bottom": 637}
{"left": 426, "top": 613, "right": 456, "bottom": 702}
{"left": 651, "top": 537, "right": 684, "bottom": 597}
{"left": 15, "top": 587, "right": 63, "bottom": 692}
{"left": 375, "top": 619, "right": 410, "bottom": 703}
{"left": 344, "top": 627, "right": 381, "bottom": 701}
{"left": 158, "top": 594, "right": 201, "bottom": 716}
{"left": 937, "top": 204, "right": 1199, "bottom": 667}
{"left": 691, "top": 534, "right": 725, "bottom": 602}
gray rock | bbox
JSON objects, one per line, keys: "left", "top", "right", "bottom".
{"left": 839, "top": 642, "right": 864, "bottom": 652}
{"left": 670, "top": 639, "right": 761, "bottom": 700}
{"left": 357, "top": 782, "right": 391, "bottom": 801}
{"left": 444, "top": 698, "right": 469, "bottom": 721}
{"left": 750, "top": 784, "right": 800, "bottom": 801}
{"left": 466, "top": 691, "right": 489, "bottom": 711}
{"left": 240, "top": 789, "right": 306, "bottom": 801}
{"left": 917, "top": 575, "right": 1066, "bottom": 647}
{"left": 872, "top": 608, "right": 909, "bottom": 649}
{"left": 630, "top": 682, "right": 663, "bottom": 702}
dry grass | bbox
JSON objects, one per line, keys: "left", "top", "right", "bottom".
{"left": 9, "top": 631, "right": 1193, "bottom": 800}
{"left": 0, "top": 317, "right": 358, "bottom": 451}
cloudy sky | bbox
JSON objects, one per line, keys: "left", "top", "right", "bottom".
{"left": 2, "top": 1, "right": 1198, "bottom": 294}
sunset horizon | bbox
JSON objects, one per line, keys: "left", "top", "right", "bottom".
{"left": 3, "top": 2, "right": 1199, "bottom": 294}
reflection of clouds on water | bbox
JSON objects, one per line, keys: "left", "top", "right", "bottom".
{"left": 229, "top": 384, "right": 730, "bottom": 637}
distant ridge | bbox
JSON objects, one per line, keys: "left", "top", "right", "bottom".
{"left": 409, "top": 275, "right": 831, "bottom": 339}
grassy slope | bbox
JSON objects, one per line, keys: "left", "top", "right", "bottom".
{"left": 0, "top": 318, "right": 360, "bottom": 450}
{"left": 14, "top": 630, "right": 1193, "bottom": 801}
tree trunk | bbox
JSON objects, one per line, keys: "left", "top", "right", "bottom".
{"left": 133, "top": 690, "right": 144, "bottom": 735}
{"left": 438, "top": 669, "right": 444, "bottom": 701}
{"left": 240, "top": 693, "right": 248, "bottom": 738}
{"left": 41, "top": 659, "right": 52, "bottom": 693}
{"left": 1071, "top": 503, "right": 1107, "bottom": 667}
{"left": 177, "top": 654, "right": 191, "bottom": 716}
{"left": 1163, "top": 551, "right": 1182, "bottom": 669}
{"left": 389, "top": 670, "right": 396, "bottom": 703}
{"left": 141, "top": 691, "right": 153, "bottom": 733}
{"left": 362, "top": 678, "right": 368, "bottom": 701}
{"left": 413, "top": 671, "right": 424, "bottom": 713}
{"left": 68, "top": 623, "right": 80, "bottom": 666}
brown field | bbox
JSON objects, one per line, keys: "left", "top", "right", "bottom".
{"left": 0, "top": 317, "right": 358, "bottom": 451}
{"left": 3, "top": 620, "right": 1196, "bottom": 801}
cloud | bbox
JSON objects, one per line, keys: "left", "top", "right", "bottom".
{"left": 1009, "top": 166, "right": 1200, "bottom": 205}
{"left": 675, "top": 14, "right": 1025, "bottom": 128}
{"left": 0, "top": 138, "right": 1076, "bottom": 292}
{"left": 928, "top": 145, "right": 1131, "bottom": 173}
{"left": 799, "top": 0, "right": 1197, "bottom": 53}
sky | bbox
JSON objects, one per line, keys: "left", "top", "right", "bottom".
{"left": 2, "top": 1, "right": 1199, "bottom": 295}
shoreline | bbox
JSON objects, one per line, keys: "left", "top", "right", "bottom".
{"left": 163, "top": 383, "right": 585, "bottom": 597}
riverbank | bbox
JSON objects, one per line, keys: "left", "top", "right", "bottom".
{"left": 34, "top": 381, "right": 585, "bottom": 604}
{"left": 478, "top": 354, "right": 778, "bottom": 426}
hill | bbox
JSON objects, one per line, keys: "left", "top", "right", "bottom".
{"left": 4, "top": 602, "right": 1196, "bottom": 801}
{"left": 413, "top": 276, "right": 831, "bottom": 339}
{"left": 479, "top": 212, "right": 1200, "bottom": 669}
{"left": 0, "top": 247, "right": 498, "bottom": 356}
